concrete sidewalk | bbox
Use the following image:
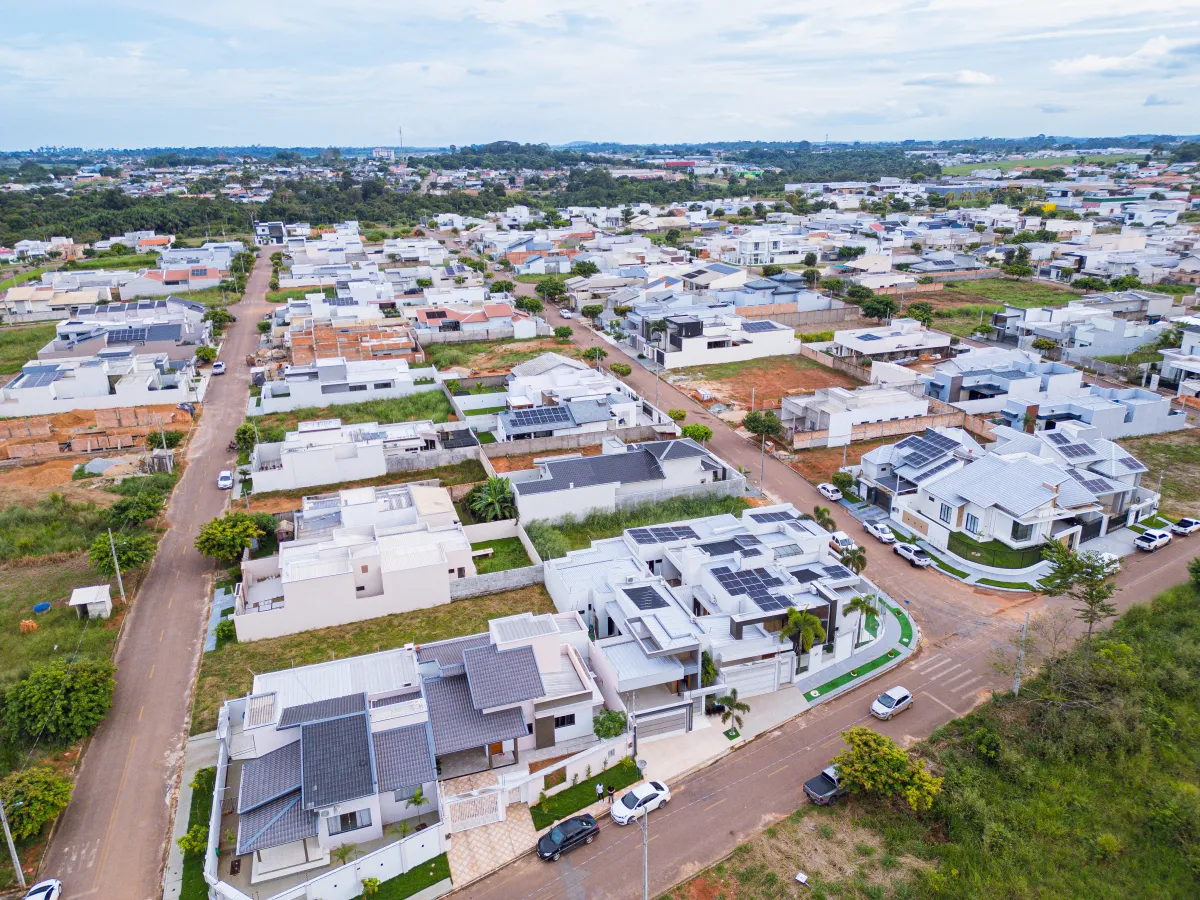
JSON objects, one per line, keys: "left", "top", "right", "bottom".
{"left": 162, "top": 732, "right": 220, "bottom": 900}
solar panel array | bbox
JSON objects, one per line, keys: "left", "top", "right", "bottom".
{"left": 106, "top": 328, "right": 149, "bottom": 343}
{"left": 1045, "top": 431, "right": 1071, "bottom": 446}
{"left": 19, "top": 370, "right": 63, "bottom": 388}
{"left": 741, "top": 321, "right": 778, "bottom": 333}
{"left": 911, "top": 457, "right": 957, "bottom": 483}
{"left": 1058, "top": 443, "right": 1095, "bottom": 460}
{"left": 425, "top": 310, "right": 447, "bottom": 319}
{"left": 508, "top": 406, "right": 571, "bottom": 428}
{"left": 750, "top": 510, "right": 795, "bottom": 523}
{"left": 896, "top": 430, "right": 958, "bottom": 468}
{"left": 1069, "top": 468, "right": 1112, "bottom": 494}
{"left": 1117, "top": 456, "right": 1146, "bottom": 472}
{"left": 628, "top": 525, "right": 699, "bottom": 545}
{"left": 329, "top": 297, "right": 358, "bottom": 306}
{"left": 822, "top": 565, "right": 854, "bottom": 580}
{"left": 858, "top": 333, "right": 883, "bottom": 341}
{"left": 625, "top": 586, "right": 668, "bottom": 611}
{"left": 712, "top": 566, "right": 788, "bottom": 609}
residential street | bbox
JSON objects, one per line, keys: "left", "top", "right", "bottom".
{"left": 40, "top": 254, "right": 271, "bottom": 900}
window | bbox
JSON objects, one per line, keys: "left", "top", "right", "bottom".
{"left": 393, "top": 785, "right": 418, "bottom": 802}
{"left": 360, "top": 565, "right": 369, "bottom": 574}
{"left": 554, "top": 713, "right": 576, "bottom": 729}
{"left": 374, "top": 382, "right": 393, "bottom": 389}
{"left": 328, "top": 808, "right": 371, "bottom": 835}
{"left": 1011, "top": 521, "right": 1034, "bottom": 542}
{"left": 939, "top": 503, "right": 953, "bottom": 524}
{"left": 349, "top": 384, "right": 367, "bottom": 392}
{"left": 965, "top": 513, "right": 979, "bottom": 534}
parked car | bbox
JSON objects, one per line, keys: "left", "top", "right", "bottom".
{"left": 894, "top": 543, "right": 933, "bottom": 567}
{"left": 611, "top": 780, "right": 671, "bottom": 824}
{"left": 1134, "top": 528, "right": 1172, "bottom": 552}
{"left": 863, "top": 521, "right": 896, "bottom": 544}
{"left": 1170, "top": 517, "right": 1200, "bottom": 536}
{"left": 870, "top": 686, "right": 914, "bottom": 721}
{"left": 828, "top": 531, "right": 858, "bottom": 557}
{"left": 559, "top": 310, "right": 574, "bottom": 319}
{"left": 23, "top": 881, "right": 63, "bottom": 900}
{"left": 211, "top": 362, "right": 226, "bottom": 375}
{"left": 803, "top": 766, "right": 846, "bottom": 806}
{"left": 217, "top": 470, "right": 234, "bottom": 490}
{"left": 1095, "top": 552, "right": 1121, "bottom": 575}
{"left": 817, "top": 482, "right": 843, "bottom": 502}
{"left": 536, "top": 814, "right": 599, "bottom": 861}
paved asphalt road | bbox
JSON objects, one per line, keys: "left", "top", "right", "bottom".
{"left": 40, "top": 253, "right": 272, "bottom": 900}
{"left": 445, "top": 285, "right": 1200, "bottom": 900}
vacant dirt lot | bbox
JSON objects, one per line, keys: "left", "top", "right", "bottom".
{"left": 672, "top": 355, "right": 860, "bottom": 412}
{"left": 489, "top": 443, "right": 603, "bottom": 473}
{"left": 784, "top": 436, "right": 896, "bottom": 486}
{"left": 1120, "top": 430, "right": 1200, "bottom": 517}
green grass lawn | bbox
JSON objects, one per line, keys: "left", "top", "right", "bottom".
{"left": 372, "top": 853, "right": 450, "bottom": 899}
{"left": 940, "top": 153, "right": 1141, "bottom": 175}
{"left": 0, "top": 266, "right": 48, "bottom": 290}
{"left": 0, "top": 494, "right": 109, "bottom": 563}
{"left": 463, "top": 405, "right": 507, "bottom": 416}
{"left": 525, "top": 494, "right": 751, "bottom": 559}
{"left": 936, "top": 277, "right": 1079, "bottom": 307}
{"left": 250, "top": 460, "right": 485, "bottom": 510}
{"left": 179, "top": 767, "right": 215, "bottom": 900}
{"left": 471, "top": 537, "right": 532, "bottom": 573}
{"left": 977, "top": 578, "right": 1038, "bottom": 591}
{"left": 0, "top": 323, "right": 57, "bottom": 374}
{"left": 252, "top": 390, "right": 454, "bottom": 433}
{"left": 1095, "top": 348, "right": 1164, "bottom": 365}
{"left": 191, "top": 585, "right": 555, "bottom": 734}
{"left": 1120, "top": 432, "right": 1200, "bottom": 517}
{"left": 156, "top": 286, "right": 240, "bottom": 307}
{"left": 675, "top": 353, "right": 824, "bottom": 382}
{"left": 946, "top": 531, "right": 1044, "bottom": 569}
{"left": 530, "top": 758, "right": 641, "bottom": 829}
{"left": 932, "top": 555, "right": 970, "bottom": 578}
{"left": 423, "top": 338, "right": 581, "bottom": 371}
{"left": 266, "top": 286, "right": 335, "bottom": 304}
{"left": 66, "top": 252, "right": 159, "bottom": 271}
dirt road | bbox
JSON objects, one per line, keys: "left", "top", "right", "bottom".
{"left": 39, "top": 252, "right": 273, "bottom": 900}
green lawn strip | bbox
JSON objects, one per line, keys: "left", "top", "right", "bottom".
{"left": 0, "top": 267, "right": 47, "bottom": 290}
{"left": 529, "top": 759, "right": 641, "bottom": 829}
{"left": 251, "top": 391, "right": 454, "bottom": 432}
{"left": 67, "top": 252, "right": 160, "bottom": 270}
{"left": 463, "top": 405, "right": 507, "bottom": 416}
{"left": 888, "top": 527, "right": 917, "bottom": 544}
{"left": 266, "top": 287, "right": 335, "bottom": 304}
{"left": 977, "top": 578, "right": 1038, "bottom": 591}
{"left": 931, "top": 556, "right": 970, "bottom": 579}
{"left": 947, "top": 531, "right": 1043, "bottom": 569}
{"left": 477, "top": 431, "right": 497, "bottom": 444}
{"left": 191, "top": 585, "right": 555, "bottom": 734}
{"left": 1136, "top": 514, "right": 1174, "bottom": 529}
{"left": 471, "top": 537, "right": 532, "bottom": 573}
{"left": 1128, "top": 524, "right": 1147, "bottom": 534}
{"left": 890, "top": 605, "right": 914, "bottom": 646}
{"left": 250, "top": 460, "right": 485, "bottom": 509}
{"left": 179, "top": 767, "right": 215, "bottom": 900}
{"left": 0, "top": 322, "right": 58, "bottom": 374}
{"left": 371, "top": 853, "right": 451, "bottom": 898}
{"left": 805, "top": 650, "right": 899, "bottom": 698}
{"left": 1095, "top": 349, "right": 1163, "bottom": 365}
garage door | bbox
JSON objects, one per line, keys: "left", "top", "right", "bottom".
{"left": 719, "top": 659, "right": 779, "bottom": 698}
{"left": 635, "top": 706, "right": 689, "bottom": 739}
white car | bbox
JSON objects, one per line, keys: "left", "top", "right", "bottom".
{"left": 1094, "top": 552, "right": 1121, "bottom": 575}
{"left": 217, "top": 470, "right": 234, "bottom": 490}
{"left": 894, "top": 543, "right": 933, "bottom": 567}
{"left": 611, "top": 780, "right": 671, "bottom": 824}
{"left": 24, "top": 881, "right": 63, "bottom": 900}
{"left": 1134, "top": 528, "right": 1172, "bottom": 552}
{"left": 211, "top": 361, "right": 226, "bottom": 375}
{"left": 863, "top": 521, "right": 896, "bottom": 544}
{"left": 828, "top": 531, "right": 857, "bottom": 557}
{"left": 559, "top": 310, "right": 574, "bottom": 319}
{"left": 817, "top": 483, "right": 843, "bottom": 502}
{"left": 870, "top": 686, "right": 914, "bottom": 721}
{"left": 1170, "top": 517, "right": 1200, "bottom": 535}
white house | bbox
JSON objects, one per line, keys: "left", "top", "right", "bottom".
{"left": 638, "top": 313, "right": 797, "bottom": 370}
{"left": 1161, "top": 322, "right": 1200, "bottom": 391}
{"left": 829, "top": 318, "right": 952, "bottom": 363}
{"left": 923, "top": 347, "right": 1082, "bottom": 414}
{"left": 248, "top": 357, "right": 440, "bottom": 416}
{"left": 780, "top": 384, "right": 929, "bottom": 443}
{"left": 0, "top": 285, "right": 112, "bottom": 323}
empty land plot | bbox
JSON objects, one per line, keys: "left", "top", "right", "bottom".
{"left": 787, "top": 436, "right": 896, "bottom": 485}
{"left": 489, "top": 443, "right": 603, "bottom": 474}
{"left": 251, "top": 390, "right": 455, "bottom": 433}
{"left": 939, "top": 154, "right": 1141, "bottom": 175}
{"left": 0, "top": 323, "right": 57, "bottom": 374}
{"left": 674, "top": 355, "right": 860, "bottom": 410}
{"left": 923, "top": 278, "right": 1079, "bottom": 338}
{"left": 424, "top": 338, "right": 583, "bottom": 374}
{"left": 248, "top": 458, "right": 487, "bottom": 513}
{"left": 1119, "top": 431, "right": 1200, "bottom": 517}
{"left": 190, "top": 584, "right": 556, "bottom": 734}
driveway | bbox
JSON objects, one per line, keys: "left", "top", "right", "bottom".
{"left": 39, "top": 250, "right": 273, "bottom": 900}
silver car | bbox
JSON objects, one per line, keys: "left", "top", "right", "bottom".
{"left": 871, "top": 686, "right": 913, "bottom": 720}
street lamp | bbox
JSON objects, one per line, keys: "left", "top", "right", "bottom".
{"left": 633, "top": 759, "right": 650, "bottom": 900}
{"left": 0, "top": 798, "right": 25, "bottom": 889}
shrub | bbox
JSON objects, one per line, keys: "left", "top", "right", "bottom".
{"left": 610, "top": 362, "right": 632, "bottom": 376}
{"left": 0, "top": 767, "right": 73, "bottom": 840}
{"left": 177, "top": 823, "right": 209, "bottom": 857}
{"left": 88, "top": 530, "right": 157, "bottom": 578}
{"left": 525, "top": 521, "right": 571, "bottom": 560}
{"left": 195, "top": 511, "right": 264, "bottom": 564}
{"left": 3, "top": 658, "right": 116, "bottom": 746}
{"left": 681, "top": 424, "right": 713, "bottom": 443}
{"left": 798, "top": 330, "right": 833, "bottom": 343}
{"left": 195, "top": 346, "right": 217, "bottom": 364}
{"left": 830, "top": 471, "right": 855, "bottom": 494}
{"left": 215, "top": 619, "right": 237, "bottom": 645}
{"left": 106, "top": 492, "right": 164, "bottom": 528}
{"left": 257, "top": 320, "right": 272, "bottom": 333}
{"left": 593, "top": 710, "right": 628, "bottom": 739}
{"left": 145, "top": 429, "right": 185, "bottom": 449}
{"left": 667, "top": 408, "right": 687, "bottom": 422}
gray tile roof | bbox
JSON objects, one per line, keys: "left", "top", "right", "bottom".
{"left": 279, "top": 692, "right": 366, "bottom": 729}
{"left": 418, "top": 634, "right": 490, "bottom": 677}
{"left": 424, "top": 676, "right": 528, "bottom": 756}
{"left": 238, "top": 740, "right": 301, "bottom": 813}
{"left": 513, "top": 449, "right": 664, "bottom": 496}
{"left": 508, "top": 352, "right": 588, "bottom": 378}
{"left": 373, "top": 723, "right": 436, "bottom": 793}
{"left": 236, "top": 791, "right": 317, "bottom": 856}
{"left": 926, "top": 455, "right": 1070, "bottom": 517}
{"left": 635, "top": 438, "right": 708, "bottom": 461}
{"left": 462, "top": 644, "right": 545, "bottom": 710}
{"left": 565, "top": 399, "right": 615, "bottom": 425}
{"left": 300, "top": 714, "right": 375, "bottom": 810}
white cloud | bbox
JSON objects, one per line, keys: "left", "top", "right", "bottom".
{"left": 1037, "top": 102, "right": 1070, "bottom": 114}
{"left": 903, "top": 69, "right": 998, "bottom": 87}
{"left": 1051, "top": 35, "right": 1189, "bottom": 76}
{"left": 1144, "top": 93, "right": 1184, "bottom": 106}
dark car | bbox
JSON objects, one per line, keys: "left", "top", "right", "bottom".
{"left": 536, "top": 814, "right": 599, "bottom": 861}
{"left": 803, "top": 766, "right": 847, "bottom": 806}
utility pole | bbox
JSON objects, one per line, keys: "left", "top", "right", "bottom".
{"left": 1012, "top": 610, "right": 1030, "bottom": 697}
{"left": 1, "top": 798, "right": 25, "bottom": 889}
{"left": 750, "top": 386, "right": 755, "bottom": 412}
{"left": 759, "top": 433, "right": 766, "bottom": 491}
{"left": 108, "top": 528, "right": 126, "bottom": 605}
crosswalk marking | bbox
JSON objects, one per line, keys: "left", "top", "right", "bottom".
{"left": 927, "top": 662, "right": 962, "bottom": 681}
{"left": 927, "top": 694, "right": 959, "bottom": 714}
{"left": 918, "top": 658, "right": 957, "bottom": 677}
{"left": 955, "top": 676, "right": 984, "bottom": 695}
{"left": 943, "top": 670, "right": 978, "bottom": 689}
{"left": 910, "top": 653, "right": 941, "bottom": 672}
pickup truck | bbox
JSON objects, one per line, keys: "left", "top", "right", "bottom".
{"left": 803, "top": 766, "right": 847, "bottom": 806}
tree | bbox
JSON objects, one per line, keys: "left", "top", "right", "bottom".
{"left": 830, "top": 471, "right": 855, "bottom": 494}
{"left": 489, "top": 279, "right": 515, "bottom": 294}
{"left": 861, "top": 296, "right": 899, "bottom": 322}
{"left": 0, "top": 767, "right": 73, "bottom": 840}
{"left": 106, "top": 492, "right": 164, "bottom": 529}
{"left": 811, "top": 506, "right": 835, "bottom": 531}
{"left": 204, "top": 308, "right": 233, "bottom": 330}
{"left": 515, "top": 296, "right": 543, "bottom": 315}
{"left": 571, "top": 260, "right": 600, "bottom": 277}
{"left": 760, "top": 264, "right": 783, "bottom": 277}
{"left": 803, "top": 252, "right": 818, "bottom": 267}
{"left": 821, "top": 278, "right": 844, "bottom": 294}
{"left": 89, "top": 531, "right": 156, "bottom": 578}
{"left": 907, "top": 301, "right": 935, "bottom": 327}
{"left": 1189, "top": 556, "right": 1200, "bottom": 589}
{"left": 680, "top": 424, "right": 713, "bottom": 443}
{"left": 842, "top": 546, "right": 868, "bottom": 576}
{"left": 146, "top": 429, "right": 185, "bottom": 450}
{"left": 831, "top": 726, "right": 943, "bottom": 812}
{"left": 593, "top": 710, "right": 627, "bottom": 739}
{"left": 256, "top": 319, "right": 272, "bottom": 334}
{"left": 802, "top": 267, "right": 820, "bottom": 286}
{"left": 667, "top": 409, "right": 687, "bottom": 423}
{"left": 3, "top": 658, "right": 116, "bottom": 746}
{"left": 194, "top": 511, "right": 264, "bottom": 565}
{"left": 582, "top": 346, "right": 607, "bottom": 368}
{"left": 1111, "top": 275, "right": 1143, "bottom": 291}
{"left": 1040, "top": 543, "right": 1118, "bottom": 639}
{"left": 781, "top": 608, "right": 826, "bottom": 655}
{"left": 845, "top": 283, "right": 874, "bottom": 302}
{"left": 176, "top": 823, "right": 209, "bottom": 856}
{"left": 1072, "top": 276, "right": 1108, "bottom": 292}
{"left": 554, "top": 325, "right": 573, "bottom": 341}
{"left": 1031, "top": 336, "right": 1059, "bottom": 352}
{"left": 581, "top": 304, "right": 604, "bottom": 322}
{"left": 843, "top": 594, "right": 877, "bottom": 647}
{"left": 195, "top": 345, "right": 217, "bottom": 364}
{"left": 535, "top": 278, "right": 567, "bottom": 303}
{"left": 716, "top": 688, "right": 750, "bottom": 734}
{"left": 1003, "top": 263, "right": 1034, "bottom": 279}
{"left": 234, "top": 421, "right": 258, "bottom": 455}
{"left": 361, "top": 877, "right": 382, "bottom": 896}
{"left": 330, "top": 843, "right": 359, "bottom": 866}
{"left": 467, "top": 477, "right": 516, "bottom": 522}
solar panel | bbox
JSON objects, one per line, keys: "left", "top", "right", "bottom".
{"left": 1058, "top": 443, "right": 1093, "bottom": 459}
{"left": 741, "top": 321, "right": 778, "bottom": 333}
{"left": 1046, "top": 431, "right": 1071, "bottom": 446}
{"left": 858, "top": 333, "right": 882, "bottom": 341}
{"left": 425, "top": 310, "right": 447, "bottom": 319}
{"left": 1068, "top": 469, "right": 1112, "bottom": 493}
{"left": 106, "top": 328, "right": 149, "bottom": 343}
{"left": 625, "top": 586, "right": 668, "bottom": 611}
{"left": 822, "top": 565, "right": 853, "bottom": 579}
{"left": 1117, "top": 456, "right": 1146, "bottom": 471}
{"left": 912, "top": 457, "right": 957, "bottom": 483}
{"left": 509, "top": 406, "right": 571, "bottom": 428}
{"left": 629, "top": 525, "right": 697, "bottom": 545}
{"left": 750, "top": 510, "right": 795, "bottom": 523}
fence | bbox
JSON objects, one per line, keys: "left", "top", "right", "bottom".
{"left": 416, "top": 325, "right": 553, "bottom": 344}
{"left": 795, "top": 343, "right": 873, "bottom": 382}
{"left": 946, "top": 531, "right": 1044, "bottom": 569}
{"left": 262, "top": 829, "right": 447, "bottom": 900}
{"left": 384, "top": 444, "right": 481, "bottom": 473}
{"left": 614, "top": 475, "right": 748, "bottom": 510}
{"left": 479, "top": 424, "right": 666, "bottom": 458}
{"left": 739, "top": 303, "right": 862, "bottom": 329}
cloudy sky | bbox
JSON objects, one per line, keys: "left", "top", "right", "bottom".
{"left": 2, "top": 0, "right": 1199, "bottom": 149}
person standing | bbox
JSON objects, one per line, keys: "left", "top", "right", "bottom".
{"left": 595, "top": 781, "right": 604, "bottom": 805}
{"left": 607, "top": 785, "right": 615, "bottom": 806}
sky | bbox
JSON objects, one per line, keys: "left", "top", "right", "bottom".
{"left": 2, "top": 0, "right": 1199, "bottom": 150}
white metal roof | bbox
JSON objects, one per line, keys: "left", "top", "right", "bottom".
{"left": 251, "top": 646, "right": 419, "bottom": 711}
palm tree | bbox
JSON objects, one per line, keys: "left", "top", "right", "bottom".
{"left": 841, "top": 545, "right": 867, "bottom": 575}
{"left": 844, "top": 594, "right": 879, "bottom": 648}
{"left": 781, "top": 608, "right": 827, "bottom": 658}
{"left": 467, "top": 477, "right": 515, "bottom": 522}
{"left": 716, "top": 688, "right": 750, "bottom": 734}
{"left": 406, "top": 786, "right": 428, "bottom": 824}
{"left": 812, "top": 506, "right": 835, "bottom": 531}
{"left": 330, "top": 843, "right": 358, "bottom": 866}
{"left": 583, "top": 346, "right": 608, "bottom": 369}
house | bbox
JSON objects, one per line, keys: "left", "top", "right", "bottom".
{"left": 829, "top": 318, "right": 952, "bottom": 364}
{"left": 410, "top": 302, "right": 537, "bottom": 338}
{"left": 158, "top": 241, "right": 243, "bottom": 270}
{"left": 123, "top": 266, "right": 224, "bottom": 299}
{"left": 1161, "top": 322, "right": 1200, "bottom": 390}
{"left": 38, "top": 298, "right": 211, "bottom": 363}
{"left": 906, "top": 250, "right": 988, "bottom": 275}
{"left": 714, "top": 273, "right": 840, "bottom": 319}
{"left": 636, "top": 313, "right": 797, "bottom": 369}
{"left": 495, "top": 399, "right": 626, "bottom": 442}
{"left": 234, "top": 484, "right": 475, "bottom": 641}
{"left": 68, "top": 585, "right": 113, "bottom": 620}
{"left": 249, "top": 419, "right": 477, "bottom": 494}
{"left": 855, "top": 427, "right": 986, "bottom": 514}
{"left": 0, "top": 350, "right": 202, "bottom": 417}
{"left": 508, "top": 438, "right": 744, "bottom": 521}
{"left": 780, "top": 384, "right": 930, "bottom": 442}
{"left": 254, "top": 221, "right": 287, "bottom": 245}
{"left": 0, "top": 285, "right": 113, "bottom": 323}
{"left": 248, "top": 357, "right": 440, "bottom": 416}
{"left": 923, "top": 347, "right": 1082, "bottom": 414}
{"left": 993, "top": 301, "right": 1172, "bottom": 360}
{"left": 998, "top": 385, "right": 1187, "bottom": 439}
{"left": 678, "top": 262, "right": 749, "bottom": 293}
